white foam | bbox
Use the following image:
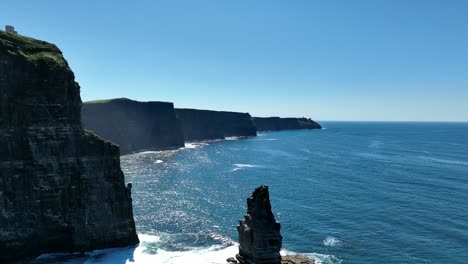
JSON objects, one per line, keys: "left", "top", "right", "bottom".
{"left": 33, "top": 234, "right": 342, "bottom": 264}
{"left": 232, "top": 164, "right": 262, "bottom": 171}
{"left": 234, "top": 164, "right": 258, "bottom": 168}
{"left": 281, "top": 249, "right": 342, "bottom": 264}
{"left": 184, "top": 142, "right": 209, "bottom": 149}
{"left": 225, "top": 136, "right": 241, "bottom": 141}
{"left": 323, "top": 236, "right": 342, "bottom": 247}
{"left": 155, "top": 160, "right": 164, "bottom": 164}
{"left": 133, "top": 150, "right": 162, "bottom": 155}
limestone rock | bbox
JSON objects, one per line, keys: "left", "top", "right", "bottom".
{"left": 176, "top": 108, "right": 257, "bottom": 141}
{"left": 82, "top": 98, "right": 185, "bottom": 154}
{"left": 253, "top": 117, "right": 321, "bottom": 131}
{"left": 237, "top": 185, "right": 283, "bottom": 264}
{"left": 234, "top": 185, "right": 315, "bottom": 264}
{"left": 281, "top": 255, "right": 315, "bottom": 264}
{"left": 0, "top": 30, "right": 138, "bottom": 262}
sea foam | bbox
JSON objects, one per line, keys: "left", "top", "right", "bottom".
{"left": 32, "top": 234, "right": 341, "bottom": 264}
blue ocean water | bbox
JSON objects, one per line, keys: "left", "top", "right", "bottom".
{"left": 33, "top": 122, "right": 468, "bottom": 264}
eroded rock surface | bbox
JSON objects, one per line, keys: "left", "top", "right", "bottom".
{"left": 0, "top": 30, "right": 138, "bottom": 262}
{"left": 230, "top": 185, "right": 315, "bottom": 264}
{"left": 82, "top": 98, "right": 185, "bottom": 154}
{"left": 176, "top": 108, "right": 257, "bottom": 141}
{"left": 236, "top": 185, "right": 283, "bottom": 264}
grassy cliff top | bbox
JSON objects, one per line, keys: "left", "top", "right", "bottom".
{"left": 0, "top": 30, "right": 68, "bottom": 69}
{"left": 85, "top": 99, "right": 120, "bottom": 104}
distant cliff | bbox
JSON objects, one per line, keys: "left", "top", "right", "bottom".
{"left": 253, "top": 117, "right": 321, "bottom": 131}
{"left": 176, "top": 108, "right": 257, "bottom": 141}
{"left": 0, "top": 31, "right": 138, "bottom": 262}
{"left": 82, "top": 98, "right": 185, "bottom": 154}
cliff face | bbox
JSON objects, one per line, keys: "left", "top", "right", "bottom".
{"left": 82, "top": 99, "right": 185, "bottom": 154}
{"left": 231, "top": 186, "right": 315, "bottom": 264}
{"left": 254, "top": 117, "right": 321, "bottom": 131}
{"left": 175, "top": 108, "right": 257, "bottom": 141}
{"left": 0, "top": 31, "right": 138, "bottom": 262}
{"left": 236, "top": 185, "right": 282, "bottom": 264}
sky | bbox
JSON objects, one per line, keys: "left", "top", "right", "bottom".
{"left": 3, "top": 0, "right": 468, "bottom": 121}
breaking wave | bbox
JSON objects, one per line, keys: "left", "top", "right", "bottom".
{"left": 32, "top": 234, "right": 341, "bottom": 264}
{"left": 323, "top": 236, "right": 342, "bottom": 247}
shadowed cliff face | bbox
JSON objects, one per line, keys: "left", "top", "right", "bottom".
{"left": 82, "top": 99, "right": 185, "bottom": 154}
{"left": 237, "top": 185, "right": 282, "bottom": 264}
{"left": 0, "top": 31, "right": 138, "bottom": 262}
{"left": 176, "top": 108, "right": 257, "bottom": 141}
{"left": 254, "top": 117, "right": 321, "bottom": 131}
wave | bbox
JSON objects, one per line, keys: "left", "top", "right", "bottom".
{"left": 132, "top": 150, "right": 163, "bottom": 155}
{"left": 183, "top": 142, "right": 209, "bottom": 149}
{"left": 368, "top": 140, "right": 383, "bottom": 148}
{"left": 323, "top": 236, "right": 342, "bottom": 247}
{"left": 417, "top": 156, "right": 468, "bottom": 166}
{"left": 232, "top": 163, "right": 262, "bottom": 171}
{"left": 32, "top": 234, "right": 341, "bottom": 264}
{"left": 281, "top": 249, "right": 342, "bottom": 264}
{"left": 155, "top": 160, "right": 164, "bottom": 164}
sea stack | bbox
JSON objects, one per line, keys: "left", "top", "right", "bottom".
{"left": 0, "top": 31, "right": 138, "bottom": 262}
{"left": 230, "top": 185, "right": 315, "bottom": 264}
{"left": 236, "top": 185, "right": 283, "bottom": 264}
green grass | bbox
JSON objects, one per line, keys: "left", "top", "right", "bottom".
{"left": 84, "top": 98, "right": 132, "bottom": 104}
{"left": 0, "top": 30, "right": 68, "bottom": 69}
{"left": 84, "top": 99, "right": 115, "bottom": 104}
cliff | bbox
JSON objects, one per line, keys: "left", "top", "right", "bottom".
{"left": 229, "top": 185, "right": 314, "bottom": 264}
{"left": 254, "top": 117, "right": 321, "bottom": 131}
{"left": 82, "top": 98, "right": 185, "bottom": 154}
{"left": 176, "top": 108, "right": 257, "bottom": 141}
{"left": 236, "top": 185, "right": 283, "bottom": 264}
{"left": 0, "top": 31, "right": 138, "bottom": 262}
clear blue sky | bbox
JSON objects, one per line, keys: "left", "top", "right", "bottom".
{"left": 3, "top": 0, "right": 468, "bottom": 121}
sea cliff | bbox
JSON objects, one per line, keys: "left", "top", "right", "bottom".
{"left": 0, "top": 31, "right": 138, "bottom": 262}
{"left": 82, "top": 100, "right": 258, "bottom": 152}
{"left": 176, "top": 108, "right": 257, "bottom": 141}
{"left": 82, "top": 98, "right": 185, "bottom": 154}
{"left": 253, "top": 117, "right": 321, "bottom": 131}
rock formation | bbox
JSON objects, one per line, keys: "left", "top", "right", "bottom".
{"left": 82, "top": 98, "right": 185, "bottom": 154}
{"left": 0, "top": 31, "right": 138, "bottom": 262}
{"left": 176, "top": 108, "right": 257, "bottom": 141}
{"left": 230, "top": 185, "right": 314, "bottom": 264}
{"left": 253, "top": 117, "right": 321, "bottom": 131}
{"left": 236, "top": 185, "right": 283, "bottom": 264}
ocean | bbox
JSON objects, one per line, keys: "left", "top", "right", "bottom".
{"left": 32, "top": 122, "right": 468, "bottom": 264}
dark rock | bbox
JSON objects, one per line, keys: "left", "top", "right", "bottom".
{"left": 237, "top": 185, "right": 282, "bottom": 264}
{"left": 281, "top": 255, "right": 315, "bottom": 264}
{"left": 227, "top": 256, "right": 239, "bottom": 263}
{"left": 0, "top": 30, "right": 138, "bottom": 263}
{"left": 176, "top": 108, "right": 257, "bottom": 141}
{"left": 82, "top": 98, "right": 185, "bottom": 154}
{"left": 234, "top": 185, "right": 315, "bottom": 264}
{"left": 253, "top": 117, "right": 321, "bottom": 131}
